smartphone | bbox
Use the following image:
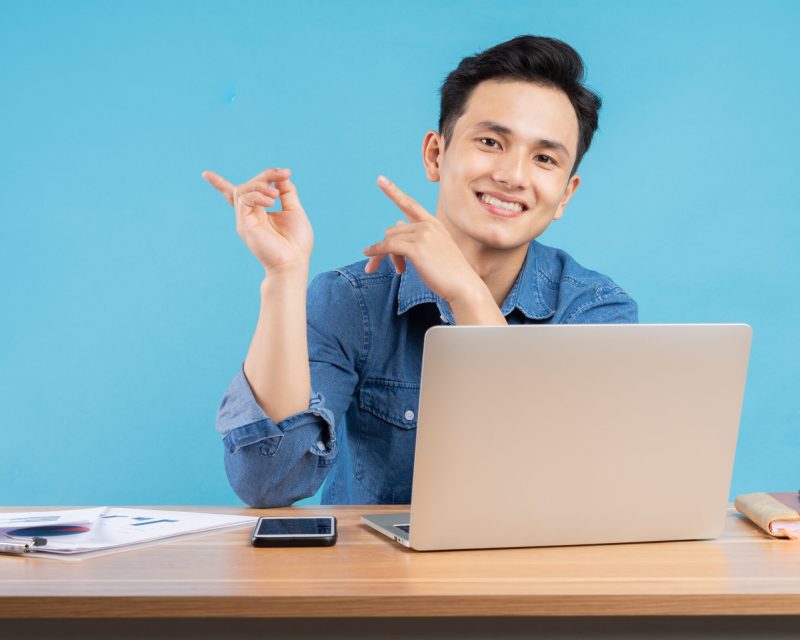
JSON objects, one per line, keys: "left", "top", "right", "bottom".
{"left": 250, "top": 516, "right": 337, "bottom": 547}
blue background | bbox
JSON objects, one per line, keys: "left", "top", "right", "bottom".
{"left": 1, "top": 0, "right": 797, "bottom": 506}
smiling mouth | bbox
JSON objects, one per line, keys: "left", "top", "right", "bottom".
{"left": 475, "top": 192, "right": 527, "bottom": 217}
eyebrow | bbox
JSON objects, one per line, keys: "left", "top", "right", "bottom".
{"left": 469, "top": 120, "right": 572, "bottom": 159}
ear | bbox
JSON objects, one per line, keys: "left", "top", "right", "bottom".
{"left": 422, "top": 131, "right": 443, "bottom": 182}
{"left": 553, "top": 174, "right": 580, "bottom": 221}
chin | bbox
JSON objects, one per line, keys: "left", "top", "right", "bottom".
{"left": 470, "top": 226, "right": 534, "bottom": 251}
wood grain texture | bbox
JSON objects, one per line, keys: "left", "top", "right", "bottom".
{"left": 1, "top": 505, "right": 799, "bottom": 618}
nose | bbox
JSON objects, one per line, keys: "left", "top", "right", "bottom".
{"left": 491, "top": 150, "right": 528, "bottom": 191}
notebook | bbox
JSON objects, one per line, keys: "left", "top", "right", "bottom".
{"left": 735, "top": 492, "right": 800, "bottom": 539}
{"left": 361, "top": 324, "right": 752, "bottom": 551}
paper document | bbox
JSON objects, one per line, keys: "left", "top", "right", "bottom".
{"left": 0, "top": 507, "right": 256, "bottom": 559}
{"left": 0, "top": 507, "right": 108, "bottom": 536}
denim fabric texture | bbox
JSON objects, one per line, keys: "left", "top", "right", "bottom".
{"left": 216, "top": 241, "right": 638, "bottom": 507}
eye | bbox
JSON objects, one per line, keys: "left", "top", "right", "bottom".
{"left": 478, "top": 137, "right": 500, "bottom": 149}
{"left": 535, "top": 154, "right": 556, "bottom": 165}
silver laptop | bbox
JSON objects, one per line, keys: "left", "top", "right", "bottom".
{"left": 362, "top": 324, "right": 752, "bottom": 551}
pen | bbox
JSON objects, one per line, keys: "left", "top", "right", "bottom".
{"left": 0, "top": 532, "right": 47, "bottom": 555}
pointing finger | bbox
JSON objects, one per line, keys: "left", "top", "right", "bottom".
{"left": 202, "top": 170, "right": 236, "bottom": 205}
{"left": 377, "top": 175, "right": 431, "bottom": 223}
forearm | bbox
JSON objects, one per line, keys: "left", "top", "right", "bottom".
{"left": 243, "top": 264, "right": 311, "bottom": 423}
{"left": 449, "top": 281, "right": 508, "bottom": 326}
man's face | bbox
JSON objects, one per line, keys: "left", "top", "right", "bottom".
{"left": 425, "top": 79, "right": 581, "bottom": 253}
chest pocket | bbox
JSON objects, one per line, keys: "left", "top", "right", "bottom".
{"left": 353, "top": 379, "right": 420, "bottom": 503}
{"left": 359, "top": 379, "right": 419, "bottom": 428}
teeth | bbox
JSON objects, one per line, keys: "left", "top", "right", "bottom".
{"left": 479, "top": 193, "right": 523, "bottom": 212}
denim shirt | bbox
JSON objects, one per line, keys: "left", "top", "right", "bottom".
{"left": 216, "top": 240, "right": 638, "bottom": 507}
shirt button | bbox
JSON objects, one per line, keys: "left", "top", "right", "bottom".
{"left": 404, "top": 410, "right": 415, "bottom": 421}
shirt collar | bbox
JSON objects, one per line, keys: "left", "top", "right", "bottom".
{"left": 396, "top": 242, "right": 555, "bottom": 323}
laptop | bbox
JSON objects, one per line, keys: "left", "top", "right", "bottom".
{"left": 361, "top": 324, "right": 752, "bottom": 551}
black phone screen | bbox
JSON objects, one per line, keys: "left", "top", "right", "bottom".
{"left": 255, "top": 517, "right": 334, "bottom": 536}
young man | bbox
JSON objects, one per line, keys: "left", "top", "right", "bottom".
{"left": 204, "top": 35, "right": 637, "bottom": 507}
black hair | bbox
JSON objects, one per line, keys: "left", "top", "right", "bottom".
{"left": 438, "top": 35, "right": 602, "bottom": 176}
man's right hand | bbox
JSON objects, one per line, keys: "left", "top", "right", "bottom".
{"left": 202, "top": 167, "right": 313, "bottom": 273}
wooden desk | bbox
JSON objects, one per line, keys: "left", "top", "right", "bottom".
{"left": 1, "top": 505, "right": 799, "bottom": 639}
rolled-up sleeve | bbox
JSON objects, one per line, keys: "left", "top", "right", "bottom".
{"left": 216, "top": 270, "right": 364, "bottom": 508}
